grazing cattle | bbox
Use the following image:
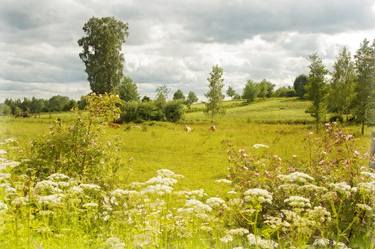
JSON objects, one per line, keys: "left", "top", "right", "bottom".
{"left": 184, "top": 125, "right": 192, "bottom": 133}
{"left": 209, "top": 125, "right": 216, "bottom": 132}
{"left": 109, "top": 123, "right": 121, "bottom": 128}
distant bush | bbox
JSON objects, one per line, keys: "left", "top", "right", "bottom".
{"left": 164, "top": 100, "right": 184, "bottom": 122}
{"left": 120, "top": 100, "right": 184, "bottom": 123}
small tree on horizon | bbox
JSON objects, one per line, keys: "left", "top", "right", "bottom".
{"left": 185, "top": 91, "right": 198, "bottom": 108}
{"left": 205, "top": 65, "right": 225, "bottom": 121}
{"left": 328, "top": 47, "right": 356, "bottom": 119}
{"left": 305, "top": 53, "right": 328, "bottom": 131}
{"left": 242, "top": 80, "right": 259, "bottom": 103}
{"left": 118, "top": 76, "right": 140, "bottom": 102}
{"left": 226, "top": 86, "right": 237, "bottom": 99}
{"left": 173, "top": 89, "right": 185, "bottom": 101}
{"left": 293, "top": 74, "right": 308, "bottom": 99}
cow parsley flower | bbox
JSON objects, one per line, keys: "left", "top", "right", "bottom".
{"left": 278, "top": 172, "right": 314, "bottom": 184}
{"left": 215, "top": 179, "right": 232, "bottom": 184}
{"left": 312, "top": 238, "right": 350, "bottom": 248}
{"left": 83, "top": 202, "right": 98, "bottom": 209}
{"left": 329, "top": 182, "right": 352, "bottom": 195}
{"left": 206, "top": 197, "right": 227, "bottom": 209}
{"left": 38, "top": 194, "right": 63, "bottom": 207}
{"left": 244, "top": 188, "right": 273, "bottom": 204}
{"left": 220, "top": 234, "right": 233, "bottom": 243}
{"left": 80, "top": 183, "right": 101, "bottom": 192}
{"left": 141, "top": 184, "right": 173, "bottom": 196}
{"left": 35, "top": 180, "right": 61, "bottom": 195}
{"left": 0, "top": 201, "right": 7, "bottom": 213}
{"left": 227, "top": 228, "right": 249, "bottom": 236}
{"left": 48, "top": 173, "right": 70, "bottom": 182}
{"left": 284, "top": 196, "right": 311, "bottom": 208}
{"left": 247, "top": 233, "right": 278, "bottom": 249}
{"left": 105, "top": 237, "right": 125, "bottom": 249}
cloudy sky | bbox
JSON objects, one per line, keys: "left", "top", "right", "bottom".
{"left": 1, "top": 0, "right": 375, "bottom": 101}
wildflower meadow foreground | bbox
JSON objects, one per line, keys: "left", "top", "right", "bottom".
{"left": 0, "top": 122, "right": 374, "bottom": 248}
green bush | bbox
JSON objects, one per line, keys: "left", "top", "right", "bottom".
{"left": 120, "top": 101, "right": 184, "bottom": 123}
{"left": 164, "top": 101, "right": 184, "bottom": 122}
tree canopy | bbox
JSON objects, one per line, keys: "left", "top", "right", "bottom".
{"left": 78, "top": 17, "right": 128, "bottom": 94}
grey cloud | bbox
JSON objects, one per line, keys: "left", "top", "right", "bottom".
{"left": 1, "top": 0, "right": 375, "bottom": 101}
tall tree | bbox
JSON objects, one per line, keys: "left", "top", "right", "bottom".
{"left": 78, "top": 17, "right": 128, "bottom": 94}
{"left": 328, "top": 47, "right": 356, "bottom": 119}
{"left": 305, "top": 54, "right": 328, "bottom": 131}
{"left": 205, "top": 65, "right": 225, "bottom": 121}
{"left": 185, "top": 91, "right": 198, "bottom": 108}
{"left": 258, "top": 79, "right": 275, "bottom": 98}
{"left": 118, "top": 76, "right": 140, "bottom": 102}
{"left": 354, "top": 39, "right": 375, "bottom": 135}
{"left": 173, "top": 89, "right": 185, "bottom": 101}
{"left": 293, "top": 74, "right": 308, "bottom": 98}
{"left": 242, "top": 80, "right": 259, "bottom": 103}
{"left": 226, "top": 86, "right": 236, "bottom": 99}
{"left": 155, "top": 85, "right": 170, "bottom": 107}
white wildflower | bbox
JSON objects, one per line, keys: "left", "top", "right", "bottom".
{"left": 227, "top": 228, "right": 249, "bottom": 236}
{"left": 206, "top": 197, "right": 227, "bottom": 209}
{"left": 312, "top": 238, "right": 350, "bottom": 249}
{"left": 145, "top": 176, "right": 177, "bottom": 186}
{"left": 141, "top": 184, "right": 173, "bottom": 196}
{"left": 0, "top": 149, "right": 7, "bottom": 155}
{"left": 247, "top": 233, "right": 278, "bottom": 249}
{"left": 329, "top": 182, "right": 352, "bottom": 195}
{"left": 0, "top": 201, "right": 7, "bottom": 213}
{"left": 105, "top": 237, "right": 125, "bottom": 249}
{"left": 48, "top": 173, "right": 70, "bottom": 182}
{"left": 80, "top": 183, "right": 101, "bottom": 192}
{"left": 215, "top": 179, "right": 232, "bottom": 184}
{"left": 11, "top": 197, "right": 28, "bottom": 207}
{"left": 244, "top": 188, "right": 273, "bottom": 204}
{"left": 252, "top": 144, "right": 269, "bottom": 149}
{"left": 38, "top": 194, "right": 63, "bottom": 207}
{"left": 361, "top": 171, "right": 375, "bottom": 179}
{"left": 83, "top": 202, "right": 98, "bottom": 209}
{"left": 356, "top": 204, "right": 372, "bottom": 211}
{"left": 284, "top": 196, "right": 311, "bottom": 208}
{"left": 35, "top": 180, "right": 61, "bottom": 194}
{"left": 278, "top": 172, "right": 314, "bottom": 184}
{"left": 220, "top": 234, "right": 233, "bottom": 243}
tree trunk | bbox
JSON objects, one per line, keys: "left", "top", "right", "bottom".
{"left": 361, "top": 121, "right": 365, "bottom": 135}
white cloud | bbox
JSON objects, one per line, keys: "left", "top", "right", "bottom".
{"left": 0, "top": 0, "right": 374, "bottom": 101}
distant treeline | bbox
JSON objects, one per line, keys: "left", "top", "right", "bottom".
{"left": 0, "top": 96, "right": 85, "bottom": 117}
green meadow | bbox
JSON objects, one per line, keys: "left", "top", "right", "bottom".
{"left": 0, "top": 98, "right": 371, "bottom": 195}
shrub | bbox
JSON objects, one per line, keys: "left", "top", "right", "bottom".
{"left": 120, "top": 101, "right": 184, "bottom": 123}
{"left": 164, "top": 101, "right": 184, "bottom": 122}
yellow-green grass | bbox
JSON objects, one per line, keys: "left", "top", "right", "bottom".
{"left": 0, "top": 98, "right": 372, "bottom": 195}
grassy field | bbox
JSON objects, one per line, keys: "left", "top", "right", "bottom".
{"left": 0, "top": 97, "right": 371, "bottom": 195}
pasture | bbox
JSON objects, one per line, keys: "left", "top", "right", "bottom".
{"left": 0, "top": 98, "right": 371, "bottom": 195}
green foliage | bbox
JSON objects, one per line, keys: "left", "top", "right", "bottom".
{"left": 155, "top": 85, "right": 170, "bottom": 107}
{"left": 242, "top": 80, "right": 259, "bottom": 103}
{"left": 164, "top": 100, "right": 184, "bottom": 122}
{"left": 293, "top": 74, "right": 308, "bottom": 98}
{"left": 353, "top": 39, "right": 375, "bottom": 134}
{"left": 273, "top": 86, "right": 296, "bottom": 97}
{"left": 120, "top": 100, "right": 184, "bottom": 123}
{"left": 0, "top": 103, "right": 11, "bottom": 115}
{"left": 118, "top": 76, "right": 140, "bottom": 102}
{"left": 120, "top": 101, "right": 164, "bottom": 122}
{"left": 15, "top": 94, "right": 123, "bottom": 184}
{"left": 173, "top": 89, "right": 185, "bottom": 101}
{"left": 328, "top": 47, "right": 356, "bottom": 118}
{"left": 205, "top": 65, "right": 225, "bottom": 120}
{"left": 185, "top": 91, "right": 198, "bottom": 108}
{"left": 226, "top": 86, "right": 237, "bottom": 99}
{"left": 78, "top": 17, "right": 128, "bottom": 94}
{"left": 257, "top": 79, "right": 275, "bottom": 98}
{"left": 305, "top": 53, "right": 328, "bottom": 130}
